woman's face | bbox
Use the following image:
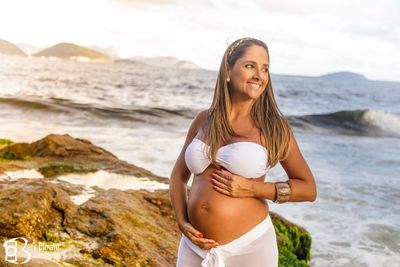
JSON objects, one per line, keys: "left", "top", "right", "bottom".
{"left": 228, "top": 45, "right": 269, "bottom": 101}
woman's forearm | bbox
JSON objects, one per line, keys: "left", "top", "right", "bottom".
{"left": 169, "top": 177, "right": 189, "bottom": 225}
{"left": 286, "top": 178, "right": 317, "bottom": 202}
{"left": 251, "top": 178, "right": 316, "bottom": 202}
{"left": 251, "top": 181, "right": 276, "bottom": 201}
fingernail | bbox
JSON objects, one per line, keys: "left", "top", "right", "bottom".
{"left": 197, "top": 232, "right": 203, "bottom": 238}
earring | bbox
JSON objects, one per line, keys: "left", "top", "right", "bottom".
{"left": 226, "top": 77, "right": 230, "bottom": 82}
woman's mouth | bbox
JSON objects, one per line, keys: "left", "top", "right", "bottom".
{"left": 247, "top": 82, "right": 261, "bottom": 88}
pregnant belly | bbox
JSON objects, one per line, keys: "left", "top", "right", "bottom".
{"left": 187, "top": 168, "right": 269, "bottom": 244}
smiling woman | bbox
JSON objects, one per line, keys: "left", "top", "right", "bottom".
{"left": 169, "top": 37, "right": 317, "bottom": 267}
{"left": 228, "top": 45, "right": 270, "bottom": 103}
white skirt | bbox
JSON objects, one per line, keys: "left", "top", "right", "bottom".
{"left": 176, "top": 214, "right": 278, "bottom": 267}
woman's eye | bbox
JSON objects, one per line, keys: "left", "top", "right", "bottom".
{"left": 245, "top": 64, "right": 253, "bottom": 68}
{"left": 263, "top": 68, "right": 269, "bottom": 73}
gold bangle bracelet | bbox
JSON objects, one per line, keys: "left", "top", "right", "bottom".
{"left": 273, "top": 182, "right": 291, "bottom": 203}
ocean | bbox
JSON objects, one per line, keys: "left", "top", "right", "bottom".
{"left": 1, "top": 55, "right": 399, "bottom": 267}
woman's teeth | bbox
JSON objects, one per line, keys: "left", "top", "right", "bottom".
{"left": 248, "top": 82, "right": 260, "bottom": 88}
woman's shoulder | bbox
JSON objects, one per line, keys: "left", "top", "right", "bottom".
{"left": 192, "top": 109, "right": 209, "bottom": 124}
{"left": 196, "top": 109, "right": 209, "bottom": 122}
{"left": 188, "top": 109, "right": 209, "bottom": 134}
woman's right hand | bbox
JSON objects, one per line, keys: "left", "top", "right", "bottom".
{"left": 179, "top": 221, "right": 219, "bottom": 249}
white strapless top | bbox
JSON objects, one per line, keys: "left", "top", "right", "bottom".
{"left": 184, "top": 138, "right": 268, "bottom": 178}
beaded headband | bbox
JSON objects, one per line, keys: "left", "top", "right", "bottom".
{"left": 227, "top": 37, "right": 253, "bottom": 57}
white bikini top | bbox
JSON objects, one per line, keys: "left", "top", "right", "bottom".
{"left": 184, "top": 138, "right": 268, "bottom": 178}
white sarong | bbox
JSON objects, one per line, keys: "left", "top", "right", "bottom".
{"left": 176, "top": 214, "right": 278, "bottom": 267}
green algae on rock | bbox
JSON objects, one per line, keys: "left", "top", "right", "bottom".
{"left": 38, "top": 161, "right": 98, "bottom": 178}
{"left": 0, "top": 138, "right": 14, "bottom": 147}
{"left": 0, "top": 138, "right": 28, "bottom": 160}
{"left": 271, "top": 212, "right": 312, "bottom": 267}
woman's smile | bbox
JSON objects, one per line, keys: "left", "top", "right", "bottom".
{"left": 228, "top": 45, "right": 269, "bottom": 100}
{"left": 247, "top": 81, "right": 262, "bottom": 88}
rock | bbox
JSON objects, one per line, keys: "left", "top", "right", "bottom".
{"left": 271, "top": 212, "right": 312, "bottom": 267}
{"left": 0, "top": 134, "right": 116, "bottom": 159}
{"left": 0, "top": 179, "right": 64, "bottom": 241}
{"left": 0, "top": 178, "right": 179, "bottom": 266}
{"left": 64, "top": 189, "right": 180, "bottom": 266}
{"left": 0, "top": 134, "right": 167, "bottom": 183}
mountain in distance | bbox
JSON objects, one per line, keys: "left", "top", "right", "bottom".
{"left": 33, "top": 43, "right": 111, "bottom": 62}
{"left": 320, "top": 71, "right": 368, "bottom": 81}
{"left": 0, "top": 38, "right": 27, "bottom": 56}
{"left": 121, "top": 56, "right": 202, "bottom": 70}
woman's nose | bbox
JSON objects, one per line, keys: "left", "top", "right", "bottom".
{"left": 254, "top": 68, "right": 267, "bottom": 81}
{"left": 253, "top": 70, "right": 260, "bottom": 79}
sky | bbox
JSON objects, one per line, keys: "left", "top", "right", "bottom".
{"left": 0, "top": 0, "right": 399, "bottom": 81}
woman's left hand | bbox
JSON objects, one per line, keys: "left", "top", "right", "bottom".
{"left": 210, "top": 169, "right": 254, "bottom": 197}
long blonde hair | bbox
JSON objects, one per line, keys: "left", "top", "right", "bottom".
{"left": 204, "top": 37, "right": 292, "bottom": 168}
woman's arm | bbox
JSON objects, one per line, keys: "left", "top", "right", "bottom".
{"left": 170, "top": 110, "right": 220, "bottom": 249}
{"left": 212, "top": 133, "right": 317, "bottom": 202}
{"left": 169, "top": 110, "right": 207, "bottom": 226}
{"left": 252, "top": 133, "right": 317, "bottom": 202}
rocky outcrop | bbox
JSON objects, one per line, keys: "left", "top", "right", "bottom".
{"left": 0, "top": 178, "right": 179, "bottom": 266}
{"left": 67, "top": 189, "right": 179, "bottom": 266}
{"left": 0, "top": 134, "right": 312, "bottom": 266}
{"left": 0, "top": 134, "right": 167, "bottom": 183}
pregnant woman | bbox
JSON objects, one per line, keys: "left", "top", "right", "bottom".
{"left": 169, "top": 37, "right": 317, "bottom": 267}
